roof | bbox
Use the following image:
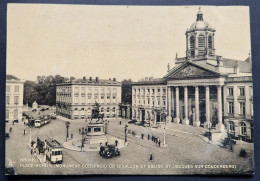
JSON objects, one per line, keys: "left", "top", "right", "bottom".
{"left": 132, "top": 78, "right": 167, "bottom": 86}
{"left": 57, "top": 77, "right": 121, "bottom": 86}
{"left": 6, "top": 74, "right": 20, "bottom": 80}
{"left": 222, "top": 58, "right": 252, "bottom": 73}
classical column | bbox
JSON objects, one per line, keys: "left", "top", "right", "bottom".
{"left": 171, "top": 87, "right": 174, "bottom": 118}
{"left": 174, "top": 87, "right": 180, "bottom": 124}
{"left": 149, "top": 87, "right": 152, "bottom": 108}
{"left": 167, "top": 86, "right": 172, "bottom": 122}
{"left": 204, "top": 86, "right": 211, "bottom": 128}
{"left": 216, "top": 85, "right": 225, "bottom": 132}
{"left": 183, "top": 86, "right": 189, "bottom": 125}
{"left": 193, "top": 86, "right": 200, "bottom": 127}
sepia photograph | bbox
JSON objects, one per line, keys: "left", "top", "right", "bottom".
{"left": 5, "top": 4, "right": 254, "bottom": 175}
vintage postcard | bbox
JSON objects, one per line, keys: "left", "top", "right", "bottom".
{"left": 5, "top": 4, "right": 254, "bottom": 175}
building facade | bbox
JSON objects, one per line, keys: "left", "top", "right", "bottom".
{"left": 132, "top": 9, "right": 253, "bottom": 142}
{"left": 6, "top": 75, "right": 24, "bottom": 123}
{"left": 56, "top": 77, "right": 121, "bottom": 119}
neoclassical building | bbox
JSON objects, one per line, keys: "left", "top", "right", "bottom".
{"left": 6, "top": 75, "right": 24, "bottom": 123}
{"left": 56, "top": 76, "right": 121, "bottom": 119}
{"left": 132, "top": 9, "right": 253, "bottom": 142}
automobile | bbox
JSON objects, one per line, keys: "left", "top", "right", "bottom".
{"left": 40, "top": 108, "right": 46, "bottom": 112}
{"left": 32, "top": 109, "right": 37, "bottom": 112}
{"left": 43, "top": 115, "right": 50, "bottom": 120}
{"left": 13, "top": 120, "right": 19, "bottom": 123}
{"left": 5, "top": 133, "right": 10, "bottom": 140}
{"left": 128, "top": 119, "right": 137, "bottom": 124}
{"left": 50, "top": 114, "right": 56, "bottom": 119}
{"left": 99, "top": 145, "right": 120, "bottom": 158}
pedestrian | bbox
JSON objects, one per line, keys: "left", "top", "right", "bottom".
{"left": 149, "top": 153, "right": 153, "bottom": 161}
{"left": 9, "top": 127, "right": 12, "bottom": 133}
{"left": 152, "top": 135, "right": 154, "bottom": 141}
{"left": 30, "top": 149, "right": 33, "bottom": 155}
{"left": 24, "top": 130, "right": 26, "bottom": 135}
{"left": 79, "top": 128, "right": 81, "bottom": 134}
{"left": 71, "top": 133, "right": 73, "bottom": 139}
{"left": 141, "top": 133, "right": 144, "bottom": 139}
{"left": 158, "top": 140, "right": 161, "bottom": 147}
{"left": 12, "top": 121, "right": 14, "bottom": 125}
{"left": 24, "top": 122, "right": 25, "bottom": 125}
{"left": 105, "top": 141, "right": 108, "bottom": 146}
{"left": 119, "top": 121, "right": 121, "bottom": 125}
{"left": 115, "top": 139, "right": 118, "bottom": 146}
{"left": 148, "top": 134, "right": 150, "bottom": 140}
{"left": 208, "top": 132, "right": 212, "bottom": 144}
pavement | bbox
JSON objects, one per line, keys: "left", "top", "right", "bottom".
{"left": 5, "top": 117, "right": 255, "bottom": 175}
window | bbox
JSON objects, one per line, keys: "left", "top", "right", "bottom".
{"left": 113, "top": 96, "right": 116, "bottom": 99}
{"left": 163, "top": 89, "right": 166, "bottom": 93}
{"left": 107, "top": 107, "right": 110, "bottom": 112}
{"left": 163, "top": 100, "right": 166, "bottom": 106}
{"left": 107, "top": 95, "right": 110, "bottom": 99}
{"left": 208, "top": 36, "right": 213, "bottom": 49}
{"left": 228, "top": 102, "right": 234, "bottom": 114}
{"left": 15, "top": 86, "right": 19, "bottom": 92}
{"left": 158, "top": 88, "right": 160, "bottom": 93}
{"left": 6, "top": 86, "right": 10, "bottom": 92}
{"left": 158, "top": 100, "right": 160, "bottom": 106}
{"left": 101, "top": 96, "right": 104, "bottom": 99}
{"left": 14, "top": 109, "right": 18, "bottom": 119}
{"left": 240, "top": 122, "right": 247, "bottom": 135}
{"left": 229, "top": 121, "right": 235, "bottom": 132}
{"left": 239, "top": 87, "right": 245, "bottom": 96}
{"left": 198, "top": 34, "right": 205, "bottom": 55}
{"left": 88, "top": 95, "right": 91, "bottom": 99}
{"left": 228, "top": 87, "right": 233, "bottom": 97}
{"left": 101, "top": 107, "right": 104, "bottom": 112}
{"left": 6, "top": 96, "right": 10, "bottom": 104}
{"left": 14, "top": 96, "right": 19, "bottom": 104}
{"left": 239, "top": 102, "right": 245, "bottom": 115}
{"left": 152, "top": 101, "right": 154, "bottom": 106}
{"left": 6, "top": 110, "right": 9, "bottom": 119}
{"left": 147, "top": 89, "right": 150, "bottom": 94}
{"left": 152, "top": 89, "right": 155, "bottom": 94}
{"left": 112, "top": 107, "right": 116, "bottom": 112}
{"left": 190, "top": 36, "right": 195, "bottom": 56}
{"left": 94, "top": 127, "right": 101, "bottom": 132}
{"left": 147, "top": 98, "right": 150, "bottom": 105}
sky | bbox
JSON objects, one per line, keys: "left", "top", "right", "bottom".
{"left": 7, "top": 4, "right": 251, "bottom": 82}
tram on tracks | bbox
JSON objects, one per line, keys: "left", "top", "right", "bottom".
{"left": 37, "top": 136, "right": 63, "bottom": 164}
{"left": 34, "top": 117, "right": 51, "bottom": 128}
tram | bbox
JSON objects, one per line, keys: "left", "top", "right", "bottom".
{"left": 34, "top": 119, "right": 44, "bottom": 128}
{"left": 34, "top": 117, "right": 51, "bottom": 128}
{"left": 37, "top": 136, "right": 63, "bottom": 164}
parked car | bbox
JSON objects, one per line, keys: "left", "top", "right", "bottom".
{"left": 50, "top": 114, "right": 56, "bottom": 119}
{"left": 128, "top": 120, "right": 137, "bottom": 124}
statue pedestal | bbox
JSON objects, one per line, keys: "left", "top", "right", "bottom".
{"left": 86, "top": 122, "right": 107, "bottom": 145}
{"left": 193, "top": 121, "right": 200, "bottom": 127}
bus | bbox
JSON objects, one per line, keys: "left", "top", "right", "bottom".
{"left": 37, "top": 136, "right": 63, "bottom": 164}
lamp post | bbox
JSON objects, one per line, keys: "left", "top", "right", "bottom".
{"left": 81, "top": 127, "right": 87, "bottom": 152}
{"left": 65, "top": 121, "right": 70, "bottom": 142}
{"left": 163, "top": 127, "right": 166, "bottom": 145}
{"left": 124, "top": 124, "right": 128, "bottom": 146}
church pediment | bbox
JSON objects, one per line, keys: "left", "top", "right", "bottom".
{"left": 165, "top": 62, "right": 219, "bottom": 79}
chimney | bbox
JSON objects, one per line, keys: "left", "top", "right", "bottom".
{"left": 83, "top": 76, "right": 86, "bottom": 81}
{"left": 89, "top": 77, "right": 92, "bottom": 81}
{"left": 96, "top": 77, "right": 99, "bottom": 82}
{"left": 113, "top": 78, "right": 116, "bottom": 82}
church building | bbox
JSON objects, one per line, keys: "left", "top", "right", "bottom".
{"left": 131, "top": 9, "right": 253, "bottom": 142}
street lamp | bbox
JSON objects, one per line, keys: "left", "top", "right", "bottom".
{"left": 124, "top": 124, "right": 128, "bottom": 145}
{"left": 163, "top": 127, "right": 166, "bottom": 145}
{"left": 65, "top": 121, "right": 70, "bottom": 142}
{"left": 80, "top": 127, "right": 87, "bottom": 152}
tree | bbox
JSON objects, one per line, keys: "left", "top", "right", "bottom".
{"left": 121, "top": 79, "right": 132, "bottom": 104}
{"left": 23, "top": 75, "right": 69, "bottom": 106}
